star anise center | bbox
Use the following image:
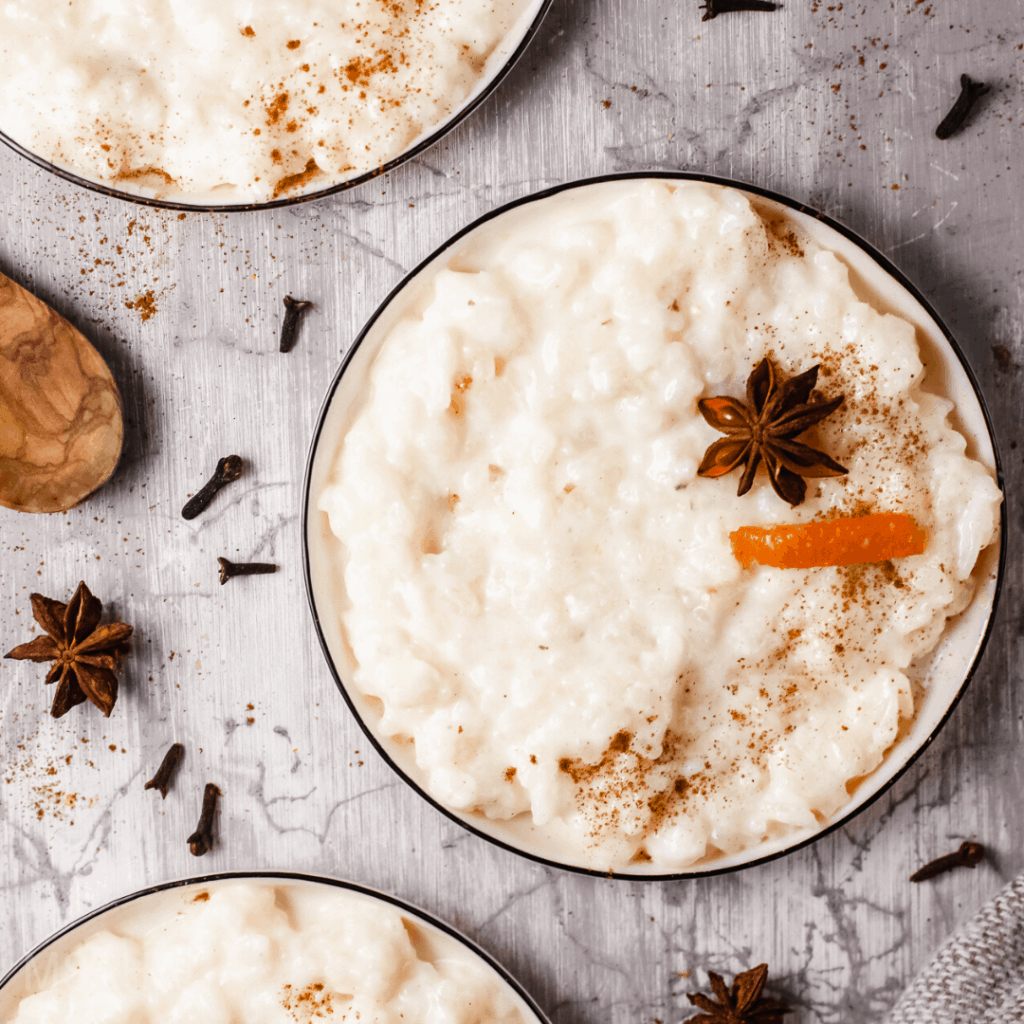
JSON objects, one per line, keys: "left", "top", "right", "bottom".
{"left": 4, "top": 581, "right": 133, "bottom": 718}
{"left": 685, "top": 963, "right": 790, "bottom": 1023}
{"left": 696, "top": 356, "right": 848, "bottom": 506}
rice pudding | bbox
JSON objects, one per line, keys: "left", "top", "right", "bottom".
{"left": 7, "top": 880, "right": 532, "bottom": 1024}
{"left": 316, "top": 179, "right": 1002, "bottom": 872}
{"left": 0, "top": 0, "right": 540, "bottom": 203}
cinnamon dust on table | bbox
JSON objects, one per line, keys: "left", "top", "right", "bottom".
{"left": 1, "top": 723, "right": 102, "bottom": 824}
{"left": 125, "top": 290, "right": 158, "bottom": 321}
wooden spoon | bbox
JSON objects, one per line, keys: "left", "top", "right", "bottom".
{"left": 0, "top": 271, "right": 123, "bottom": 513}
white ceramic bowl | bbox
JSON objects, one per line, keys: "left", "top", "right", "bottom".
{"left": 302, "top": 173, "right": 1006, "bottom": 879}
{"left": 0, "top": 872, "right": 550, "bottom": 1022}
{"left": 0, "top": 0, "right": 550, "bottom": 212}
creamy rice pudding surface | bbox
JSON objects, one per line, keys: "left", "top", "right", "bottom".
{"left": 319, "top": 179, "right": 1002, "bottom": 871}
{"left": 11, "top": 881, "right": 527, "bottom": 1023}
{"left": 0, "top": 0, "right": 535, "bottom": 202}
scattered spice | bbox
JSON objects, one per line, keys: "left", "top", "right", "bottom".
{"left": 5, "top": 582, "right": 133, "bottom": 718}
{"left": 910, "top": 841, "right": 985, "bottom": 882}
{"left": 144, "top": 742, "right": 185, "bottom": 799}
{"left": 731, "top": 513, "right": 927, "bottom": 570}
{"left": 218, "top": 557, "right": 278, "bottom": 584}
{"left": 124, "top": 289, "right": 158, "bottom": 322}
{"left": 281, "top": 981, "right": 335, "bottom": 1020}
{"left": 700, "top": 0, "right": 778, "bottom": 21}
{"left": 697, "top": 358, "right": 847, "bottom": 506}
{"left": 271, "top": 159, "right": 323, "bottom": 200}
{"left": 991, "top": 344, "right": 1015, "bottom": 373}
{"left": 181, "top": 455, "right": 244, "bottom": 520}
{"left": 935, "top": 75, "right": 989, "bottom": 140}
{"left": 686, "top": 964, "right": 789, "bottom": 1023}
{"left": 279, "top": 295, "right": 314, "bottom": 353}
{"left": 187, "top": 783, "right": 220, "bottom": 856}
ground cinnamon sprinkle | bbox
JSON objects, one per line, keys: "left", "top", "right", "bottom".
{"left": 2, "top": 732, "right": 97, "bottom": 824}
{"left": 265, "top": 93, "right": 290, "bottom": 126}
{"left": 125, "top": 289, "right": 158, "bottom": 321}
{"left": 113, "top": 165, "right": 176, "bottom": 187}
{"left": 281, "top": 981, "right": 335, "bottom": 1021}
{"left": 271, "top": 158, "right": 322, "bottom": 199}
{"left": 448, "top": 373, "right": 473, "bottom": 417}
{"left": 557, "top": 729, "right": 702, "bottom": 852}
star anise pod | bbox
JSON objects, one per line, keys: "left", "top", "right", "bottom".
{"left": 4, "top": 581, "right": 133, "bottom": 718}
{"left": 697, "top": 357, "right": 847, "bottom": 506}
{"left": 686, "top": 964, "right": 790, "bottom": 1023}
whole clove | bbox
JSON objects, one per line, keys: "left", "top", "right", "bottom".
{"left": 910, "top": 840, "right": 985, "bottom": 882}
{"left": 187, "top": 783, "right": 221, "bottom": 856}
{"left": 144, "top": 742, "right": 185, "bottom": 799}
{"left": 280, "top": 295, "right": 313, "bottom": 353}
{"left": 700, "top": 0, "right": 778, "bottom": 20}
{"left": 935, "top": 75, "right": 989, "bottom": 140}
{"left": 217, "top": 556, "right": 278, "bottom": 585}
{"left": 182, "top": 455, "right": 244, "bottom": 520}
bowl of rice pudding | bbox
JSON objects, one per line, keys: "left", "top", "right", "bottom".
{"left": 304, "top": 174, "right": 1005, "bottom": 878}
{"left": 0, "top": 873, "right": 549, "bottom": 1024}
{"left": 0, "top": 0, "right": 549, "bottom": 210}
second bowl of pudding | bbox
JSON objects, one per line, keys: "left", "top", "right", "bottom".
{"left": 0, "top": 0, "right": 551, "bottom": 209}
{"left": 304, "top": 174, "right": 1005, "bottom": 878}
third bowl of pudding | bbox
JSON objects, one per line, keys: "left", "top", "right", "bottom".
{"left": 0, "top": 874, "right": 548, "bottom": 1023}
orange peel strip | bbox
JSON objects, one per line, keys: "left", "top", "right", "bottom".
{"left": 730, "top": 512, "right": 927, "bottom": 570}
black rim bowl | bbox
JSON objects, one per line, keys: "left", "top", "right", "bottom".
{"left": 0, "top": 870, "right": 551, "bottom": 1022}
{"left": 0, "top": 0, "right": 553, "bottom": 213}
{"left": 302, "top": 171, "right": 1008, "bottom": 881}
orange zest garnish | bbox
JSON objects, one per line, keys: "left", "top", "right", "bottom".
{"left": 730, "top": 512, "right": 927, "bottom": 570}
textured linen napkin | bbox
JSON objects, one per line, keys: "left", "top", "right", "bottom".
{"left": 887, "top": 876, "right": 1024, "bottom": 1023}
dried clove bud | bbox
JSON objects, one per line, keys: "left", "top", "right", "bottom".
{"left": 280, "top": 295, "right": 313, "bottom": 353}
{"left": 144, "top": 742, "right": 185, "bottom": 799}
{"left": 700, "top": 0, "right": 778, "bottom": 20}
{"left": 182, "top": 455, "right": 244, "bottom": 520}
{"left": 187, "top": 782, "right": 220, "bottom": 856}
{"left": 217, "top": 557, "right": 278, "bottom": 585}
{"left": 910, "top": 841, "right": 985, "bottom": 882}
{"left": 935, "top": 75, "right": 989, "bottom": 140}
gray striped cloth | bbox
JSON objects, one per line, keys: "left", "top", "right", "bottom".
{"left": 887, "top": 876, "right": 1024, "bottom": 1023}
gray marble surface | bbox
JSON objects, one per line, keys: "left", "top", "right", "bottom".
{"left": 1, "top": 1, "right": 1022, "bottom": 1021}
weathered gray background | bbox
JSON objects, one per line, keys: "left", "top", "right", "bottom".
{"left": 1, "top": 1, "right": 1022, "bottom": 1020}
